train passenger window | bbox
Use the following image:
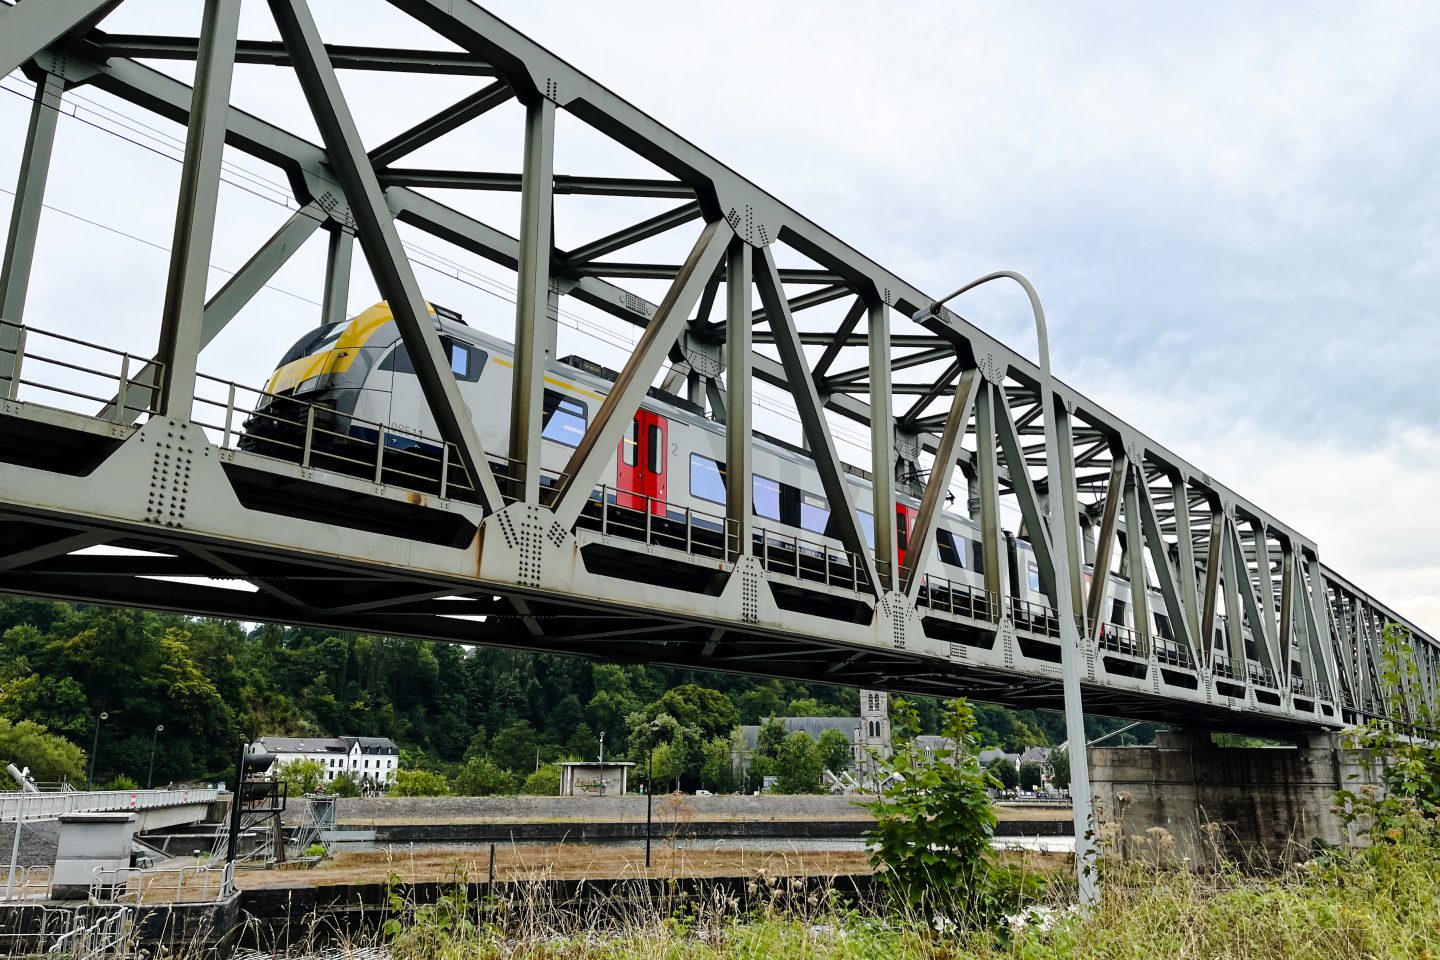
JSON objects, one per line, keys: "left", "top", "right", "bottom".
{"left": 800, "top": 492, "right": 830, "bottom": 533}
{"left": 1028, "top": 562, "right": 1041, "bottom": 593}
{"left": 648, "top": 425, "right": 664, "bottom": 474}
{"left": 857, "top": 510, "right": 875, "bottom": 549}
{"left": 690, "top": 454, "right": 726, "bottom": 503}
{"left": 971, "top": 540, "right": 986, "bottom": 575}
{"left": 1154, "top": 613, "right": 1174, "bottom": 641}
{"left": 753, "top": 476, "right": 781, "bottom": 520}
{"left": 541, "top": 390, "right": 588, "bottom": 447}
{"left": 936, "top": 529, "right": 965, "bottom": 568}
{"left": 895, "top": 509, "right": 908, "bottom": 551}
{"left": 1110, "top": 598, "right": 1127, "bottom": 626}
{"left": 622, "top": 418, "right": 639, "bottom": 466}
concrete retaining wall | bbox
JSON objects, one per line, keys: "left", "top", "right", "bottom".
{"left": 319, "top": 794, "right": 874, "bottom": 825}
{"left": 1088, "top": 731, "right": 1380, "bottom": 867}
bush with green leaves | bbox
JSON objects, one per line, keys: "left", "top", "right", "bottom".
{"left": 987, "top": 756, "right": 1019, "bottom": 791}
{"left": 390, "top": 768, "right": 450, "bottom": 797}
{"left": 521, "top": 762, "right": 562, "bottom": 796}
{"left": 101, "top": 774, "right": 139, "bottom": 791}
{"left": 454, "top": 756, "right": 517, "bottom": 796}
{"left": 0, "top": 718, "right": 85, "bottom": 783}
{"left": 1337, "top": 623, "right": 1440, "bottom": 838}
{"left": 774, "top": 732, "right": 825, "bottom": 794}
{"left": 275, "top": 757, "right": 326, "bottom": 794}
{"left": 329, "top": 772, "right": 362, "bottom": 797}
{"left": 862, "top": 698, "right": 1037, "bottom": 927}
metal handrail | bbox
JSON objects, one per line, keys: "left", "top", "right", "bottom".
{"left": 0, "top": 319, "right": 162, "bottom": 417}
{"left": 586, "top": 486, "right": 738, "bottom": 561}
{"left": 914, "top": 574, "right": 1000, "bottom": 623}
{"left": 0, "top": 787, "right": 217, "bottom": 823}
{"left": 754, "top": 523, "right": 870, "bottom": 594}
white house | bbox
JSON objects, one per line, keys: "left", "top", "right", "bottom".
{"left": 254, "top": 735, "right": 401, "bottom": 786}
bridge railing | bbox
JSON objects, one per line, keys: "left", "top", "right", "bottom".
{"left": 0, "top": 864, "right": 51, "bottom": 902}
{"left": 581, "top": 486, "right": 738, "bottom": 561}
{"left": 91, "top": 861, "right": 234, "bottom": 905}
{"left": 1093, "top": 621, "right": 1152, "bottom": 661}
{"left": 0, "top": 319, "right": 162, "bottom": 420}
{"left": 0, "top": 787, "right": 218, "bottom": 822}
{"left": 914, "top": 575, "right": 1000, "bottom": 624}
{"left": 755, "top": 525, "right": 871, "bottom": 594}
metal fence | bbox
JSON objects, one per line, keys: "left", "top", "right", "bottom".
{"left": 0, "top": 788, "right": 218, "bottom": 823}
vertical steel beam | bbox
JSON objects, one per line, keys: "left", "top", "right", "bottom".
{"left": 103, "top": 201, "right": 328, "bottom": 420}
{"left": 867, "top": 300, "right": 897, "bottom": 593}
{"left": 0, "top": 70, "right": 64, "bottom": 397}
{"left": 321, "top": 227, "right": 354, "bottom": 327}
{"left": 756, "top": 246, "right": 878, "bottom": 595}
{"left": 268, "top": 0, "right": 504, "bottom": 512}
{"left": 552, "top": 220, "right": 732, "bottom": 530}
{"left": 1253, "top": 521, "right": 1280, "bottom": 658}
{"left": 1052, "top": 404, "right": 1085, "bottom": 617}
{"left": 903, "top": 369, "right": 980, "bottom": 601}
{"left": 510, "top": 96, "right": 556, "bottom": 505}
{"left": 0, "top": 0, "right": 119, "bottom": 78}
{"left": 1084, "top": 453, "right": 1127, "bottom": 638}
{"left": 1120, "top": 465, "right": 1150, "bottom": 642}
{"left": 724, "top": 240, "right": 752, "bottom": 559}
{"left": 1199, "top": 502, "right": 1225, "bottom": 666}
{"left": 1219, "top": 515, "right": 1248, "bottom": 666}
{"left": 154, "top": 0, "right": 241, "bottom": 420}
{"left": 1278, "top": 542, "right": 1295, "bottom": 683}
{"left": 973, "top": 383, "right": 1009, "bottom": 606}
{"left": 1171, "top": 476, "right": 1202, "bottom": 643}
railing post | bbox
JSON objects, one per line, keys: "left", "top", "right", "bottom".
{"left": 601, "top": 487, "right": 609, "bottom": 536}
{"left": 113, "top": 353, "right": 131, "bottom": 424}
{"left": 684, "top": 507, "right": 692, "bottom": 554}
{"left": 645, "top": 498, "right": 653, "bottom": 544}
{"left": 221, "top": 382, "right": 236, "bottom": 448}
{"left": 375, "top": 426, "right": 386, "bottom": 483}
{"left": 301, "top": 405, "right": 316, "bottom": 468}
{"left": 439, "top": 443, "right": 450, "bottom": 499}
{"left": 5, "top": 326, "right": 25, "bottom": 401}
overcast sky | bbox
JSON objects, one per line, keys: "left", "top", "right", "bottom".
{"left": 1, "top": 1, "right": 1436, "bottom": 633}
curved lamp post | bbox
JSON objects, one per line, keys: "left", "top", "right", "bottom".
{"left": 915, "top": 270, "right": 1098, "bottom": 907}
{"left": 147, "top": 724, "right": 165, "bottom": 789}
{"left": 87, "top": 710, "right": 109, "bottom": 790}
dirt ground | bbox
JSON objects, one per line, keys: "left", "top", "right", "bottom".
{"left": 338, "top": 802, "right": 1069, "bottom": 827}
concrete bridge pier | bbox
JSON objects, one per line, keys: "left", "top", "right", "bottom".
{"left": 1087, "top": 729, "right": 1382, "bottom": 868}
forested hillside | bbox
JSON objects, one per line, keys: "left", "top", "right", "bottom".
{"left": 0, "top": 596, "right": 1152, "bottom": 789}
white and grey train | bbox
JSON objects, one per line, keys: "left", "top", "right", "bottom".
{"left": 246, "top": 302, "right": 1277, "bottom": 683}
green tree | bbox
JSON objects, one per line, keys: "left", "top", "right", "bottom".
{"left": 817, "top": 727, "right": 852, "bottom": 774}
{"left": 699, "top": 736, "right": 735, "bottom": 793}
{"left": 521, "top": 762, "right": 562, "bottom": 796}
{"left": 329, "top": 772, "right": 362, "bottom": 798}
{"left": 754, "top": 717, "right": 787, "bottom": 762}
{"left": 390, "top": 769, "right": 450, "bottom": 796}
{"left": 988, "top": 757, "right": 1019, "bottom": 791}
{"left": 642, "top": 684, "right": 738, "bottom": 744}
{"left": 862, "top": 699, "right": 1015, "bottom": 925}
{"left": 1049, "top": 748, "right": 1071, "bottom": 791}
{"left": 1018, "top": 760, "right": 1043, "bottom": 791}
{"left": 546, "top": 694, "right": 585, "bottom": 742}
{"left": 454, "top": 756, "right": 517, "bottom": 796}
{"left": 0, "top": 718, "right": 85, "bottom": 783}
{"left": 774, "top": 732, "right": 824, "bottom": 794}
{"left": 787, "top": 698, "right": 828, "bottom": 717}
{"left": 276, "top": 758, "right": 327, "bottom": 794}
{"left": 565, "top": 722, "right": 600, "bottom": 762}
{"left": 489, "top": 720, "right": 540, "bottom": 773}
{"left": 890, "top": 697, "right": 922, "bottom": 746}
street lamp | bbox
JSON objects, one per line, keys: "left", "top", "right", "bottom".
{"left": 87, "top": 711, "right": 109, "bottom": 790}
{"left": 645, "top": 719, "right": 660, "bottom": 869}
{"left": 147, "top": 724, "right": 165, "bottom": 789}
{"left": 915, "top": 270, "right": 1098, "bottom": 907}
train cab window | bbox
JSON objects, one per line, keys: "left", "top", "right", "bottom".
{"left": 541, "top": 390, "right": 588, "bottom": 447}
{"left": 648, "top": 425, "right": 664, "bottom": 474}
{"left": 1027, "top": 562, "right": 1042, "bottom": 593}
{"left": 936, "top": 528, "right": 965, "bottom": 568}
{"left": 379, "top": 343, "right": 414, "bottom": 374}
{"left": 690, "top": 454, "right": 726, "bottom": 504}
{"left": 1154, "top": 613, "right": 1174, "bottom": 641}
{"left": 445, "top": 339, "right": 484, "bottom": 382}
{"left": 800, "top": 492, "right": 830, "bottom": 534}
{"left": 857, "top": 510, "right": 875, "bottom": 548}
{"left": 621, "top": 419, "right": 639, "bottom": 466}
{"left": 1110, "top": 598, "right": 1127, "bottom": 626}
{"left": 753, "top": 476, "right": 782, "bottom": 520}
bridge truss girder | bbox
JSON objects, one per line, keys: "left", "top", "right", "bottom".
{"left": 0, "top": 0, "right": 1433, "bottom": 736}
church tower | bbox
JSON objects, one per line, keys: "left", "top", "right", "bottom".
{"left": 852, "top": 689, "right": 892, "bottom": 782}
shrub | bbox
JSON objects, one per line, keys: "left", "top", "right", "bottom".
{"left": 0, "top": 718, "right": 85, "bottom": 783}
{"left": 453, "top": 756, "right": 517, "bottom": 796}
{"left": 101, "top": 774, "right": 139, "bottom": 791}
{"left": 521, "top": 762, "right": 561, "bottom": 796}
{"left": 329, "top": 772, "right": 362, "bottom": 798}
{"left": 390, "top": 769, "right": 450, "bottom": 797}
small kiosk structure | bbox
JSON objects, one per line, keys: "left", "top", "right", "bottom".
{"left": 558, "top": 761, "right": 634, "bottom": 797}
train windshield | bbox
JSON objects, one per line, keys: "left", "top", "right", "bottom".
{"left": 276, "top": 323, "right": 345, "bottom": 367}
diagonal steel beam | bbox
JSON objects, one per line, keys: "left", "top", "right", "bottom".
{"left": 993, "top": 383, "right": 1058, "bottom": 603}
{"left": 0, "top": 70, "right": 64, "bottom": 397}
{"left": 903, "top": 370, "right": 981, "bottom": 600}
{"left": 268, "top": 0, "right": 504, "bottom": 513}
{"left": 551, "top": 220, "right": 733, "bottom": 529}
{"left": 899, "top": 359, "right": 961, "bottom": 429}
{"left": 565, "top": 201, "right": 702, "bottom": 266}
{"left": 1084, "top": 452, "right": 1127, "bottom": 637}
{"left": 749, "top": 282, "right": 851, "bottom": 326}
{"left": 824, "top": 345, "right": 953, "bottom": 390}
{"left": 153, "top": 0, "right": 241, "bottom": 420}
{"left": 756, "top": 245, "right": 879, "bottom": 597}
{"left": 1136, "top": 476, "right": 1198, "bottom": 661}
{"left": 1226, "top": 519, "right": 1281, "bottom": 677}
{"left": 809, "top": 296, "right": 866, "bottom": 380}
{"left": 0, "top": 0, "right": 119, "bottom": 79}
{"left": 102, "top": 201, "right": 328, "bottom": 420}
{"left": 369, "top": 79, "right": 511, "bottom": 168}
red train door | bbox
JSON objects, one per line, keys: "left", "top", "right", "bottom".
{"left": 895, "top": 503, "right": 917, "bottom": 567}
{"left": 616, "top": 410, "right": 668, "bottom": 514}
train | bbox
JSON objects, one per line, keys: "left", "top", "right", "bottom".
{"left": 244, "top": 301, "right": 1277, "bottom": 681}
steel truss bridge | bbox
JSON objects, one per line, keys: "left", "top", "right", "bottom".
{"left": 0, "top": 0, "right": 1433, "bottom": 737}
